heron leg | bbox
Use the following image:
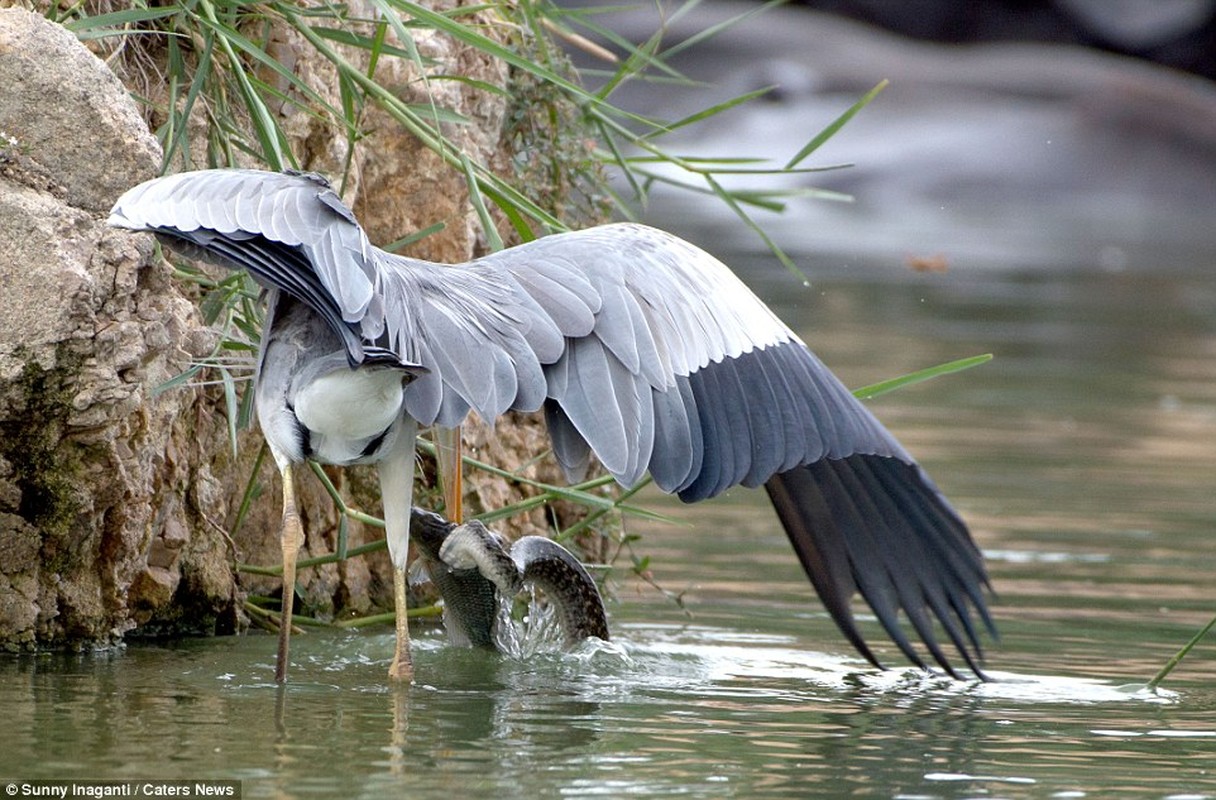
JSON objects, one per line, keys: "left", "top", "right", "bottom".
{"left": 436, "top": 425, "right": 464, "bottom": 524}
{"left": 380, "top": 420, "right": 418, "bottom": 682}
{"left": 275, "top": 462, "right": 304, "bottom": 684}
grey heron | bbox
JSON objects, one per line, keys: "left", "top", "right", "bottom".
{"left": 108, "top": 168, "right": 994, "bottom": 682}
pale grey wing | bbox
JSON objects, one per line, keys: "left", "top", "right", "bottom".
{"left": 471, "top": 223, "right": 909, "bottom": 499}
{"left": 375, "top": 256, "right": 565, "bottom": 429}
{"left": 108, "top": 169, "right": 398, "bottom": 365}
{"left": 108, "top": 169, "right": 564, "bottom": 426}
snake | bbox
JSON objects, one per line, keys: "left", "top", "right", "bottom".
{"left": 410, "top": 509, "right": 610, "bottom": 649}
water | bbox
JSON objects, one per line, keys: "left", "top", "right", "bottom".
{"left": 3, "top": 256, "right": 1215, "bottom": 797}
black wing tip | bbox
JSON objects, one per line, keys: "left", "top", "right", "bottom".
{"left": 765, "top": 457, "right": 996, "bottom": 681}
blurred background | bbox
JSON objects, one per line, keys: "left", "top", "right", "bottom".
{"left": 560, "top": 0, "right": 1216, "bottom": 270}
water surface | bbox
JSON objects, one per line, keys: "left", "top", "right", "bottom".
{"left": 3, "top": 254, "right": 1215, "bottom": 798}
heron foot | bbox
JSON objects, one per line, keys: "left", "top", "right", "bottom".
{"left": 388, "top": 651, "right": 414, "bottom": 682}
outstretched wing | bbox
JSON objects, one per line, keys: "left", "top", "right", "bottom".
{"left": 109, "top": 169, "right": 405, "bottom": 366}
{"left": 110, "top": 169, "right": 993, "bottom": 675}
{"left": 466, "top": 225, "right": 995, "bottom": 676}
{"left": 473, "top": 225, "right": 905, "bottom": 497}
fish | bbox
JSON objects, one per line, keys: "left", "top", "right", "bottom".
{"left": 410, "top": 509, "right": 609, "bottom": 649}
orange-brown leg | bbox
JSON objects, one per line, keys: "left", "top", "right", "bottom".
{"left": 275, "top": 463, "right": 304, "bottom": 684}
{"left": 436, "top": 425, "right": 464, "bottom": 524}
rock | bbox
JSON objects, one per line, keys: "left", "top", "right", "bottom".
{"left": 0, "top": 7, "right": 243, "bottom": 649}
{"left": 0, "top": 7, "right": 160, "bottom": 214}
{"left": 0, "top": 3, "right": 602, "bottom": 650}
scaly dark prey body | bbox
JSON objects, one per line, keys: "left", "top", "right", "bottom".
{"left": 411, "top": 509, "right": 609, "bottom": 649}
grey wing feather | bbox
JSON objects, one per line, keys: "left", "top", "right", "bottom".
{"left": 649, "top": 382, "right": 700, "bottom": 491}
{"left": 474, "top": 223, "right": 908, "bottom": 494}
{"left": 380, "top": 260, "right": 562, "bottom": 427}
{"left": 544, "top": 400, "right": 594, "bottom": 482}
{"left": 110, "top": 169, "right": 384, "bottom": 363}
{"left": 546, "top": 337, "right": 645, "bottom": 483}
{"left": 507, "top": 261, "right": 599, "bottom": 339}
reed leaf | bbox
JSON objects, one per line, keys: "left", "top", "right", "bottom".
{"left": 852, "top": 354, "right": 994, "bottom": 400}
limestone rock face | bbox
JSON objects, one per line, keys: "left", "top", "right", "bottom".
{"left": 0, "top": 7, "right": 250, "bottom": 649}
{"left": 0, "top": 4, "right": 596, "bottom": 650}
{"left": 0, "top": 8, "right": 161, "bottom": 216}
